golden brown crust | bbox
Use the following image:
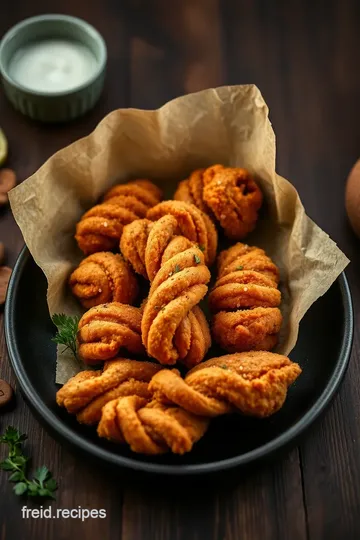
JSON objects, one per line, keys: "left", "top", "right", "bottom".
{"left": 121, "top": 215, "right": 195, "bottom": 282}
{"left": 142, "top": 247, "right": 211, "bottom": 365}
{"left": 173, "top": 178, "right": 196, "bottom": 206}
{"left": 147, "top": 200, "right": 218, "bottom": 266}
{"left": 56, "top": 358, "right": 161, "bottom": 425}
{"left": 145, "top": 216, "right": 193, "bottom": 282}
{"left": 121, "top": 216, "right": 212, "bottom": 366}
{"left": 202, "top": 165, "right": 263, "bottom": 240}
{"left": 217, "top": 243, "right": 279, "bottom": 283}
{"left": 174, "top": 306, "right": 212, "bottom": 369}
{"left": 75, "top": 180, "right": 162, "bottom": 255}
{"left": 120, "top": 219, "right": 153, "bottom": 278}
{"left": 212, "top": 308, "right": 282, "bottom": 352}
{"left": 97, "top": 395, "right": 209, "bottom": 455}
{"left": 77, "top": 302, "right": 145, "bottom": 364}
{"left": 149, "top": 351, "right": 301, "bottom": 418}
{"left": 174, "top": 165, "right": 263, "bottom": 240}
{"left": 103, "top": 179, "right": 162, "bottom": 206}
{"left": 209, "top": 276, "right": 281, "bottom": 312}
{"left": 69, "top": 252, "right": 138, "bottom": 309}
{"left": 174, "top": 169, "right": 213, "bottom": 216}
{"left": 75, "top": 201, "right": 136, "bottom": 254}
{"left": 209, "top": 243, "right": 282, "bottom": 353}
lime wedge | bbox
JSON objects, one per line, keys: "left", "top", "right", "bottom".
{"left": 0, "top": 129, "right": 8, "bottom": 166}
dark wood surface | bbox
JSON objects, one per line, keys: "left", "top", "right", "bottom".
{"left": 0, "top": 1, "right": 359, "bottom": 538}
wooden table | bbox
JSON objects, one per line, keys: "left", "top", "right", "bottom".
{"left": 1, "top": 1, "right": 360, "bottom": 538}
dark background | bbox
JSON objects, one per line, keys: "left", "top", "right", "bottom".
{"left": 1, "top": 1, "right": 360, "bottom": 539}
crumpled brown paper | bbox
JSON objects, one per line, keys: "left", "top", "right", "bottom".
{"left": 9, "top": 85, "right": 349, "bottom": 384}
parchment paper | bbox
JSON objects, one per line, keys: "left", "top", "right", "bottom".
{"left": 8, "top": 85, "right": 349, "bottom": 384}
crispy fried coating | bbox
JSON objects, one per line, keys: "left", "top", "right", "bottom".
{"left": 75, "top": 180, "right": 162, "bottom": 255}
{"left": 69, "top": 252, "right": 138, "bottom": 309}
{"left": 75, "top": 200, "right": 136, "bottom": 254}
{"left": 103, "top": 179, "right": 162, "bottom": 206}
{"left": 209, "top": 243, "right": 282, "bottom": 353}
{"left": 78, "top": 302, "right": 145, "bottom": 364}
{"left": 120, "top": 215, "right": 194, "bottom": 281}
{"left": 217, "top": 243, "right": 279, "bottom": 283}
{"left": 147, "top": 200, "right": 218, "bottom": 266}
{"left": 174, "top": 165, "right": 263, "bottom": 240}
{"left": 174, "top": 168, "right": 213, "bottom": 216}
{"left": 97, "top": 395, "right": 209, "bottom": 455}
{"left": 202, "top": 165, "right": 263, "bottom": 240}
{"left": 173, "top": 306, "right": 211, "bottom": 369}
{"left": 142, "top": 247, "right": 211, "bottom": 366}
{"left": 121, "top": 216, "right": 211, "bottom": 366}
{"left": 149, "top": 351, "right": 301, "bottom": 418}
{"left": 120, "top": 218, "right": 153, "bottom": 278}
{"left": 56, "top": 358, "right": 161, "bottom": 425}
{"left": 209, "top": 272, "right": 281, "bottom": 311}
{"left": 212, "top": 308, "right": 282, "bottom": 353}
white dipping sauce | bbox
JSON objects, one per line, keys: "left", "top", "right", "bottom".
{"left": 9, "top": 39, "right": 98, "bottom": 93}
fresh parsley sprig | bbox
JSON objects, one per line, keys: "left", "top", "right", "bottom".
{"left": 52, "top": 313, "right": 80, "bottom": 361}
{"left": 0, "top": 427, "right": 57, "bottom": 499}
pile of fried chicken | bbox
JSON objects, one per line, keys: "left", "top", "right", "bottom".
{"left": 57, "top": 165, "right": 301, "bottom": 455}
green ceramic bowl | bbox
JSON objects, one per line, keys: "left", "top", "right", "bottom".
{"left": 0, "top": 14, "right": 107, "bottom": 122}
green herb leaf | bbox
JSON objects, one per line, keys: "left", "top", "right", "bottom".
{"left": 0, "top": 459, "right": 15, "bottom": 471}
{"left": 9, "top": 471, "right": 22, "bottom": 482}
{"left": 45, "top": 478, "right": 57, "bottom": 492}
{"left": 52, "top": 313, "right": 80, "bottom": 362}
{"left": 13, "top": 446, "right": 23, "bottom": 457}
{"left": 34, "top": 465, "right": 49, "bottom": 484}
{"left": 221, "top": 364, "right": 228, "bottom": 370}
{"left": 198, "top": 244, "right": 205, "bottom": 252}
{"left": 236, "top": 265, "right": 244, "bottom": 271}
{"left": 14, "top": 482, "right": 27, "bottom": 496}
{"left": 0, "top": 426, "right": 25, "bottom": 444}
{"left": 0, "top": 426, "right": 57, "bottom": 500}
{"left": 12, "top": 455, "right": 28, "bottom": 467}
{"left": 194, "top": 254, "right": 201, "bottom": 264}
{"left": 39, "top": 488, "right": 56, "bottom": 500}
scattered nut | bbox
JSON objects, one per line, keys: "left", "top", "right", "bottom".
{"left": 0, "top": 266, "right": 12, "bottom": 304}
{"left": 0, "top": 242, "right": 4, "bottom": 265}
{"left": 0, "top": 168, "right": 16, "bottom": 205}
{"left": 0, "top": 379, "right": 13, "bottom": 408}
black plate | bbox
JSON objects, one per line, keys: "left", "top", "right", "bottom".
{"left": 4, "top": 247, "right": 353, "bottom": 475}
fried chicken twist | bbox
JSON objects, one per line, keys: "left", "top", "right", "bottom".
{"left": 174, "top": 165, "right": 263, "bottom": 240}
{"left": 209, "top": 243, "right": 282, "bottom": 353}
{"left": 142, "top": 246, "right": 211, "bottom": 366}
{"left": 56, "top": 358, "right": 161, "bottom": 425}
{"left": 147, "top": 200, "right": 218, "bottom": 266}
{"left": 69, "top": 252, "right": 138, "bottom": 309}
{"left": 121, "top": 216, "right": 211, "bottom": 367}
{"left": 75, "top": 180, "right": 162, "bottom": 255}
{"left": 78, "top": 302, "right": 145, "bottom": 364}
{"left": 96, "top": 351, "right": 300, "bottom": 455}
{"left": 150, "top": 351, "right": 301, "bottom": 418}
{"left": 120, "top": 215, "right": 192, "bottom": 281}
{"left": 97, "top": 395, "right": 209, "bottom": 455}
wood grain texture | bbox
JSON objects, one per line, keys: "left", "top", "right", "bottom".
{"left": 0, "top": 0, "right": 359, "bottom": 538}
{"left": 121, "top": 451, "right": 306, "bottom": 540}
